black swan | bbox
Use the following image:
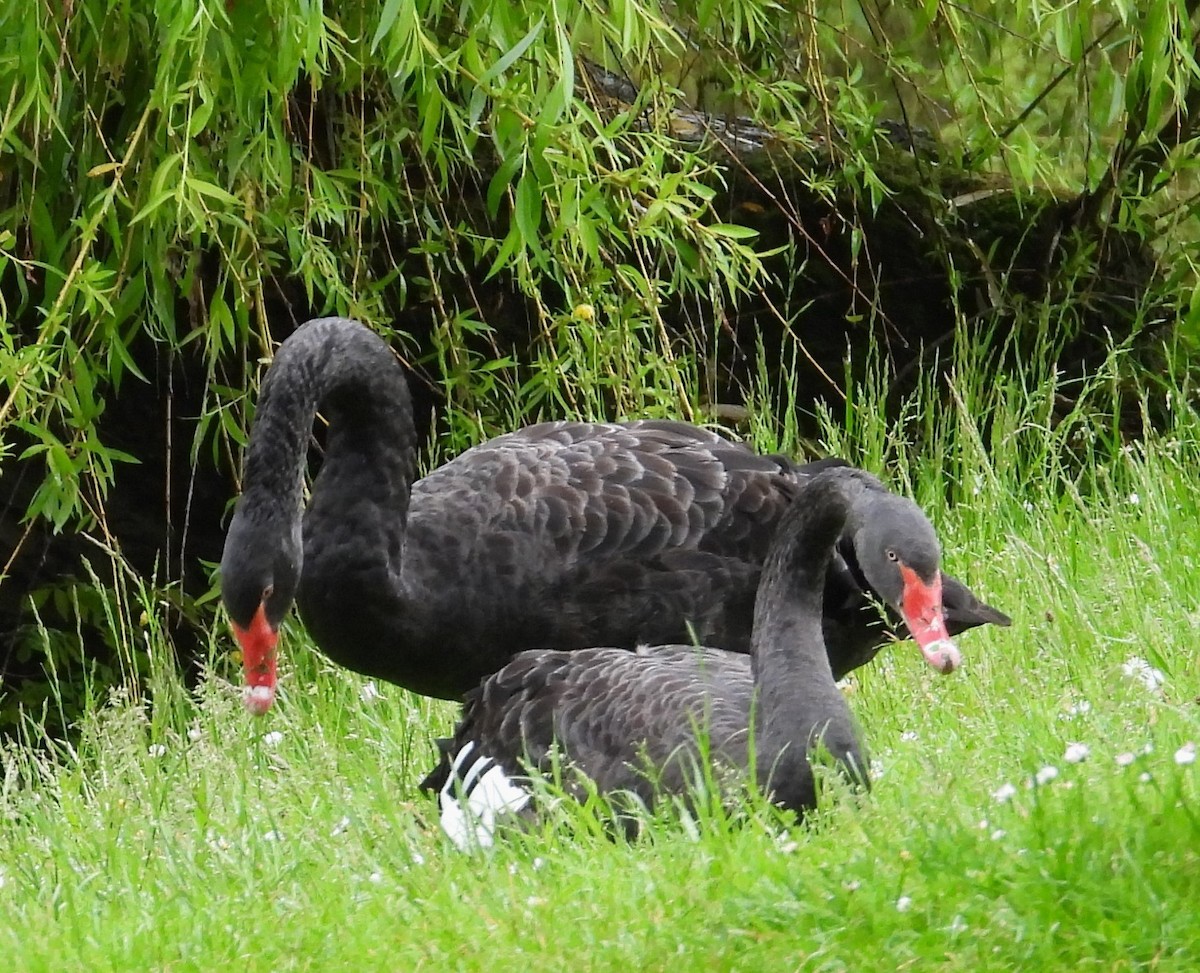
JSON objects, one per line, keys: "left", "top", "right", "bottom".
{"left": 423, "top": 467, "right": 884, "bottom": 849}
{"left": 220, "top": 317, "right": 1008, "bottom": 713}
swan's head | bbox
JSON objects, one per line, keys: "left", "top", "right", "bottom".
{"left": 219, "top": 501, "right": 302, "bottom": 714}
{"left": 850, "top": 491, "right": 961, "bottom": 674}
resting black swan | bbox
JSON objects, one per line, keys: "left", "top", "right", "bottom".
{"left": 423, "top": 467, "right": 881, "bottom": 849}
{"left": 220, "top": 317, "right": 1008, "bottom": 712}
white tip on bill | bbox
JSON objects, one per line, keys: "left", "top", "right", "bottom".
{"left": 922, "top": 638, "right": 961, "bottom": 674}
{"left": 243, "top": 685, "right": 275, "bottom": 715}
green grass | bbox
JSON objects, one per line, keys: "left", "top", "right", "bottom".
{"left": 2, "top": 359, "right": 1199, "bottom": 971}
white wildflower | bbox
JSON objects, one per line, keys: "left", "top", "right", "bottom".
{"left": 1122, "top": 656, "right": 1166, "bottom": 693}
{"left": 992, "top": 782, "right": 1017, "bottom": 803}
{"left": 990, "top": 829, "right": 1007, "bottom": 841}
{"left": 1035, "top": 765, "right": 1059, "bottom": 786}
{"left": 900, "top": 731, "right": 919, "bottom": 743}
{"left": 187, "top": 726, "right": 204, "bottom": 742}
{"left": 205, "top": 829, "right": 231, "bottom": 852}
{"left": 1175, "top": 742, "right": 1196, "bottom": 766}
{"left": 262, "top": 730, "right": 284, "bottom": 747}
{"left": 896, "top": 896, "right": 913, "bottom": 913}
{"left": 1063, "top": 743, "right": 1090, "bottom": 764}
{"left": 411, "top": 852, "right": 426, "bottom": 866}
{"left": 532, "top": 857, "right": 546, "bottom": 871}
{"left": 263, "top": 830, "right": 282, "bottom": 842}
{"left": 147, "top": 744, "right": 167, "bottom": 758}
{"left": 368, "top": 871, "right": 383, "bottom": 884}
{"left": 1116, "top": 751, "right": 1136, "bottom": 767}
{"left": 1139, "top": 772, "right": 1152, "bottom": 783}
{"left": 1128, "top": 492, "right": 1140, "bottom": 506}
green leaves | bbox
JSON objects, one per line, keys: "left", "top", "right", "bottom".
{"left": 2, "top": 0, "right": 1198, "bottom": 717}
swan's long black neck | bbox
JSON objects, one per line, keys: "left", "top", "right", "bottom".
{"left": 750, "top": 478, "right": 859, "bottom": 805}
{"left": 243, "top": 317, "right": 418, "bottom": 604}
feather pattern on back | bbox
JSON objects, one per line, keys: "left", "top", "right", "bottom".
{"left": 424, "top": 469, "right": 884, "bottom": 848}
{"left": 222, "top": 318, "right": 1009, "bottom": 707}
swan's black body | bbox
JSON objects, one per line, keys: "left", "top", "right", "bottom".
{"left": 423, "top": 470, "right": 875, "bottom": 845}
{"left": 220, "top": 317, "right": 1008, "bottom": 706}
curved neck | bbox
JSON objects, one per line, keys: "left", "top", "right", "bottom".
{"left": 243, "top": 318, "right": 418, "bottom": 573}
{"left": 750, "top": 479, "right": 859, "bottom": 798}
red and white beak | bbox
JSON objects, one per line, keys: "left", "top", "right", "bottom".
{"left": 898, "top": 565, "right": 961, "bottom": 674}
{"left": 232, "top": 602, "right": 278, "bottom": 714}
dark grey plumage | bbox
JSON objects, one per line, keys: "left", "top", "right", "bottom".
{"left": 220, "top": 317, "right": 1008, "bottom": 708}
{"left": 424, "top": 469, "right": 875, "bottom": 846}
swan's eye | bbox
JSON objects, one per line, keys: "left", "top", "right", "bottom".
{"left": 885, "top": 549, "right": 898, "bottom": 562}
{"left": 262, "top": 584, "right": 275, "bottom": 602}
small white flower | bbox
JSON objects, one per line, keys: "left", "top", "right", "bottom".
{"left": 1128, "top": 492, "right": 1140, "bottom": 506}
{"left": 262, "top": 730, "right": 284, "bottom": 747}
{"left": 845, "top": 880, "right": 861, "bottom": 892}
{"left": 147, "top": 744, "right": 167, "bottom": 758}
{"left": 187, "top": 726, "right": 204, "bottom": 742}
{"left": 992, "top": 782, "right": 1017, "bottom": 802}
{"left": 896, "top": 896, "right": 913, "bottom": 913}
{"left": 359, "top": 681, "right": 384, "bottom": 703}
{"left": 1116, "top": 751, "right": 1136, "bottom": 767}
{"left": 205, "top": 829, "right": 231, "bottom": 852}
{"left": 990, "top": 829, "right": 1007, "bottom": 841}
{"left": 263, "top": 830, "right": 282, "bottom": 842}
{"left": 411, "top": 852, "right": 426, "bottom": 866}
{"left": 368, "top": 871, "right": 383, "bottom": 884}
{"left": 330, "top": 816, "right": 351, "bottom": 837}
{"left": 900, "top": 731, "right": 919, "bottom": 743}
{"left": 977, "top": 818, "right": 989, "bottom": 830}
{"left": 1022, "top": 500, "right": 1035, "bottom": 513}
{"left": 525, "top": 896, "right": 545, "bottom": 907}
{"left": 1139, "top": 772, "right": 1152, "bottom": 783}
{"left": 1142, "top": 743, "right": 1155, "bottom": 756}
{"left": 1175, "top": 742, "right": 1196, "bottom": 766}
{"left": 1035, "top": 765, "right": 1059, "bottom": 785}
{"left": 869, "top": 760, "right": 885, "bottom": 781}
{"left": 532, "top": 857, "right": 546, "bottom": 871}
{"left": 1063, "top": 743, "right": 1090, "bottom": 764}
{"left": 1122, "top": 656, "right": 1166, "bottom": 692}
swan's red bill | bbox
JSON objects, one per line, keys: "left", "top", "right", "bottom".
{"left": 232, "top": 603, "right": 278, "bottom": 714}
{"left": 899, "top": 565, "right": 961, "bottom": 674}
